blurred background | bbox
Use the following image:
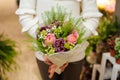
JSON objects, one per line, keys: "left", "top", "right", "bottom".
{"left": 0, "top": 0, "right": 41, "bottom": 80}
{"left": 0, "top": 0, "right": 119, "bottom": 80}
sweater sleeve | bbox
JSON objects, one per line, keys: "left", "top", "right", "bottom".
{"left": 81, "top": 0, "right": 102, "bottom": 38}
{"left": 16, "top": 0, "right": 39, "bottom": 38}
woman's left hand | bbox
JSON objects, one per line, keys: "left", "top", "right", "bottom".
{"left": 48, "top": 64, "right": 57, "bottom": 78}
{"left": 48, "top": 63, "right": 69, "bottom": 78}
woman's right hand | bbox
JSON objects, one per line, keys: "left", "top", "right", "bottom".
{"left": 43, "top": 56, "right": 56, "bottom": 78}
{"left": 43, "top": 56, "right": 69, "bottom": 78}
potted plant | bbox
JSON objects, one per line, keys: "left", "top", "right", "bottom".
{"left": 0, "top": 34, "right": 18, "bottom": 80}
{"left": 107, "top": 37, "right": 116, "bottom": 57}
{"left": 110, "top": 48, "right": 116, "bottom": 57}
{"left": 86, "top": 17, "right": 120, "bottom": 63}
{"left": 114, "top": 37, "right": 120, "bottom": 64}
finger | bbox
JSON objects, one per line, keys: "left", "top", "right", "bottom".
{"left": 43, "top": 56, "right": 52, "bottom": 65}
{"left": 60, "top": 63, "right": 69, "bottom": 72}
{"left": 48, "top": 65, "right": 57, "bottom": 79}
{"left": 60, "top": 63, "right": 68, "bottom": 69}
{"left": 48, "top": 69, "right": 55, "bottom": 78}
{"left": 48, "top": 64, "right": 57, "bottom": 73}
{"left": 49, "top": 72, "right": 54, "bottom": 79}
{"left": 64, "top": 63, "right": 69, "bottom": 67}
{"left": 45, "top": 60, "right": 52, "bottom": 65}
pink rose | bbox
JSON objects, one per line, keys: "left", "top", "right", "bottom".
{"left": 67, "top": 30, "right": 79, "bottom": 44}
{"left": 45, "top": 33, "right": 56, "bottom": 46}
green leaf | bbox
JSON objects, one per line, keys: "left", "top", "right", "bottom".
{"left": 45, "top": 46, "right": 55, "bottom": 54}
{"left": 64, "top": 43, "right": 74, "bottom": 50}
{"left": 33, "top": 40, "right": 46, "bottom": 53}
{"left": 61, "top": 21, "right": 73, "bottom": 37}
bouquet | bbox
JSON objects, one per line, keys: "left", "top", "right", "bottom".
{"left": 34, "top": 6, "right": 89, "bottom": 75}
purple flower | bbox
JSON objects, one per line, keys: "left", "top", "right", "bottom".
{"left": 40, "top": 26, "right": 50, "bottom": 31}
{"left": 53, "top": 38, "right": 65, "bottom": 52}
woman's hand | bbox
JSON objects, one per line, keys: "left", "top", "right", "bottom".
{"left": 60, "top": 63, "right": 69, "bottom": 72}
{"left": 48, "top": 63, "right": 69, "bottom": 79}
{"left": 43, "top": 56, "right": 53, "bottom": 65}
{"left": 43, "top": 56, "right": 69, "bottom": 78}
{"left": 48, "top": 64, "right": 57, "bottom": 78}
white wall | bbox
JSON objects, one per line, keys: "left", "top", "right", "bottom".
{"left": 0, "top": 0, "right": 17, "bottom": 16}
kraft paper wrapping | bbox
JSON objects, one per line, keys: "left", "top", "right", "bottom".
{"left": 45, "top": 41, "right": 89, "bottom": 74}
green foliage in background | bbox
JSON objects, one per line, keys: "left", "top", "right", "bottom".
{"left": 114, "top": 38, "right": 120, "bottom": 59}
{"left": 0, "top": 34, "right": 18, "bottom": 80}
{"left": 86, "top": 17, "right": 120, "bottom": 56}
{"left": 98, "top": 17, "right": 120, "bottom": 40}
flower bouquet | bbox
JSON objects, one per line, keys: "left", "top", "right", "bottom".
{"left": 34, "top": 6, "right": 89, "bottom": 74}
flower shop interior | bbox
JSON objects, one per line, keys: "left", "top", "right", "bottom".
{"left": 0, "top": 0, "right": 120, "bottom": 80}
